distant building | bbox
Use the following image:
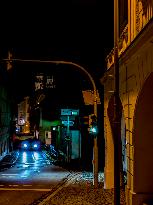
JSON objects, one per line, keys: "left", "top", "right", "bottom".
{"left": 17, "top": 96, "right": 30, "bottom": 133}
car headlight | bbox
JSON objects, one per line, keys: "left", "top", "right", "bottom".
{"left": 33, "top": 144, "right": 38, "bottom": 148}
{"left": 23, "top": 143, "right": 28, "bottom": 148}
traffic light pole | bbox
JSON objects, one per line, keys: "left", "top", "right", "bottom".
{"left": 66, "top": 115, "right": 71, "bottom": 163}
{"left": 93, "top": 89, "right": 98, "bottom": 188}
{"left": 4, "top": 57, "right": 99, "bottom": 188}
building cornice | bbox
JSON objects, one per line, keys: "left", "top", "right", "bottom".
{"left": 120, "top": 17, "right": 153, "bottom": 63}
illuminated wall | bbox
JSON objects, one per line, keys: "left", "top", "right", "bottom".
{"left": 17, "top": 96, "right": 30, "bottom": 133}
{"left": 101, "top": 1, "right": 153, "bottom": 205}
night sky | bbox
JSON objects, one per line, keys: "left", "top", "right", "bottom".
{"left": 1, "top": 0, "right": 114, "bottom": 104}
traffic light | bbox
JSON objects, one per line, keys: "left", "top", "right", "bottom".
{"left": 89, "top": 114, "right": 98, "bottom": 135}
{"left": 6, "top": 51, "right": 13, "bottom": 70}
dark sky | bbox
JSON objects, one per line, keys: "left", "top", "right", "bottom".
{"left": 1, "top": 0, "right": 114, "bottom": 104}
{"left": 1, "top": 0, "right": 114, "bottom": 68}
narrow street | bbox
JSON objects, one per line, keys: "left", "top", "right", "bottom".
{"left": 0, "top": 150, "right": 71, "bottom": 205}
{"left": 0, "top": 150, "right": 126, "bottom": 205}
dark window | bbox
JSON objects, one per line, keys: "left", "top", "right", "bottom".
{"left": 119, "top": 0, "right": 128, "bottom": 35}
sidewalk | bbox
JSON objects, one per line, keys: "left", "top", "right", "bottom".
{"left": 36, "top": 172, "right": 126, "bottom": 205}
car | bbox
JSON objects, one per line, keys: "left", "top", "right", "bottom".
{"left": 19, "top": 138, "right": 41, "bottom": 150}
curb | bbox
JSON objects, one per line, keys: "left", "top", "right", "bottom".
{"left": 29, "top": 172, "right": 79, "bottom": 205}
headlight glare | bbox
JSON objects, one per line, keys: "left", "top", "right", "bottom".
{"left": 23, "top": 143, "right": 28, "bottom": 148}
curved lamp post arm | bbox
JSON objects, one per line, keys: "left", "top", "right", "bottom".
{"left": 4, "top": 58, "right": 98, "bottom": 116}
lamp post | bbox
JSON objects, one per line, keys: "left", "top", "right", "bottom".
{"left": 114, "top": 0, "right": 121, "bottom": 204}
{"left": 4, "top": 57, "right": 99, "bottom": 188}
{"left": 66, "top": 115, "right": 71, "bottom": 163}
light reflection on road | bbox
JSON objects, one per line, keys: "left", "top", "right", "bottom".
{"left": 0, "top": 150, "right": 51, "bottom": 181}
{"left": 22, "top": 152, "right": 27, "bottom": 163}
{"left": 0, "top": 150, "right": 70, "bottom": 186}
{"left": 17, "top": 150, "right": 50, "bottom": 168}
{"left": 33, "top": 152, "right": 39, "bottom": 160}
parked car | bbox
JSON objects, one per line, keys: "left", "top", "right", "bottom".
{"left": 19, "top": 138, "right": 41, "bottom": 150}
{"left": 44, "top": 144, "right": 66, "bottom": 165}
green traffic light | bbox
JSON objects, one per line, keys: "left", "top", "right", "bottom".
{"left": 91, "top": 127, "right": 97, "bottom": 133}
{"left": 90, "top": 125, "right": 98, "bottom": 135}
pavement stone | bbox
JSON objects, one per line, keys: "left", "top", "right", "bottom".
{"left": 39, "top": 172, "right": 126, "bottom": 205}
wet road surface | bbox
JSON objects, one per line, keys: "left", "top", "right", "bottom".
{"left": 0, "top": 150, "right": 71, "bottom": 205}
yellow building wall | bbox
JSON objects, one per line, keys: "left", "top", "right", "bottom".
{"left": 101, "top": 1, "right": 153, "bottom": 204}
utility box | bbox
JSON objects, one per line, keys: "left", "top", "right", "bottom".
{"left": 71, "top": 130, "right": 81, "bottom": 159}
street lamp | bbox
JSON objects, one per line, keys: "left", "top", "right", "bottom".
{"left": 3, "top": 56, "right": 99, "bottom": 188}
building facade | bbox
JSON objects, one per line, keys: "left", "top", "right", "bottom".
{"left": 101, "top": 1, "right": 153, "bottom": 205}
{"left": 0, "top": 65, "right": 12, "bottom": 160}
{"left": 17, "top": 96, "right": 30, "bottom": 133}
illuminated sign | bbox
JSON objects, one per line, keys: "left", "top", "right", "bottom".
{"left": 35, "top": 74, "right": 44, "bottom": 91}
{"left": 46, "top": 76, "right": 56, "bottom": 89}
{"left": 61, "top": 109, "right": 79, "bottom": 116}
{"left": 34, "top": 73, "right": 56, "bottom": 91}
{"left": 62, "top": 120, "right": 74, "bottom": 126}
